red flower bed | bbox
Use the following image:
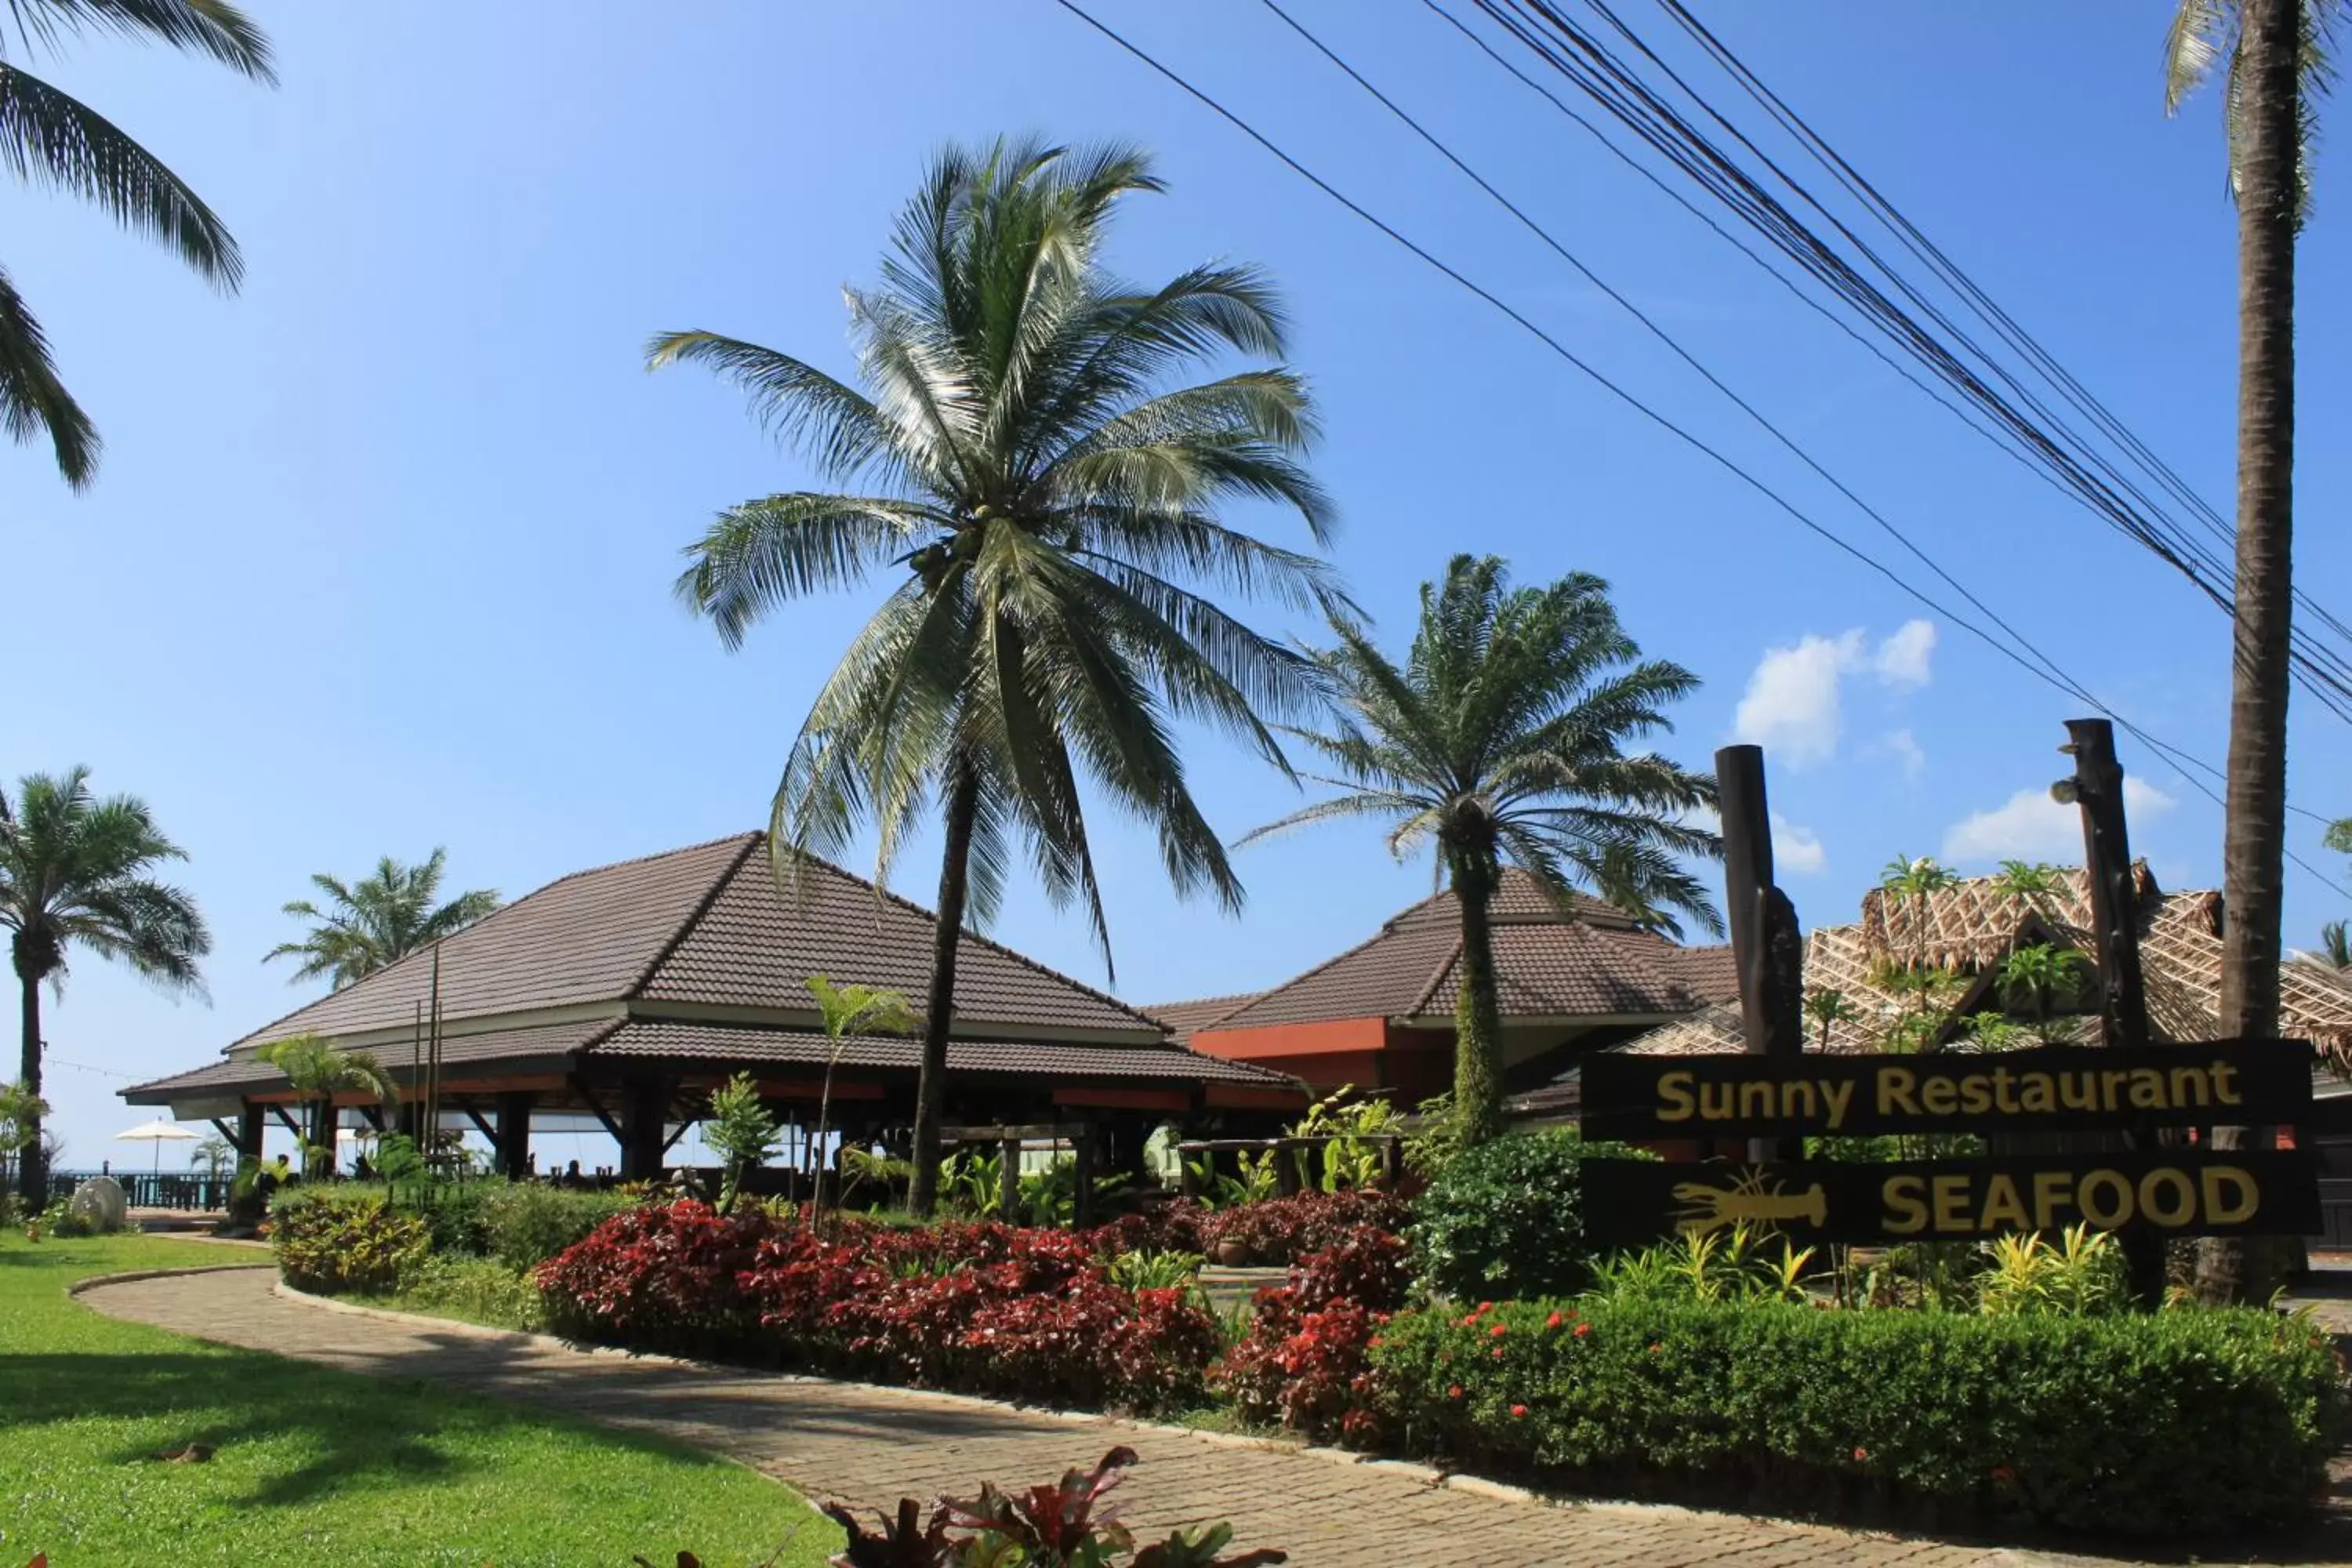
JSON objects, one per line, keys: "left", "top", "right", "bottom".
{"left": 1214, "top": 1225, "right": 1410, "bottom": 1445}
{"left": 535, "top": 1202, "right": 1221, "bottom": 1413}
{"left": 1199, "top": 1188, "right": 1408, "bottom": 1264}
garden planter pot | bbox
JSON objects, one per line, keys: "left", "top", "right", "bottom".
{"left": 1214, "top": 1238, "right": 1254, "bottom": 1267}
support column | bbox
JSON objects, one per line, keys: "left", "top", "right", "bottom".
{"left": 618, "top": 1077, "right": 670, "bottom": 1181}
{"left": 494, "top": 1091, "right": 536, "bottom": 1181}
{"left": 234, "top": 1100, "right": 264, "bottom": 1165}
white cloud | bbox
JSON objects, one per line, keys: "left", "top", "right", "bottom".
{"left": 1881, "top": 728, "right": 1927, "bottom": 781}
{"left": 1874, "top": 619, "right": 1936, "bottom": 691}
{"left": 1941, "top": 778, "right": 2176, "bottom": 865}
{"left": 1733, "top": 630, "right": 1864, "bottom": 768}
{"left": 1770, "top": 813, "right": 1826, "bottom": 875}
{"left": 1732, "top": 621, "right": 1937, "bottom": 770}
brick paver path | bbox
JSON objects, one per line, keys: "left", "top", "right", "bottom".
{"left": 78, "top": 1269, "right": 2341, "bottom": 1567}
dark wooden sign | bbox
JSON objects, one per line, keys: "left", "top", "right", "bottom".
{"left": 1581, "top": 1149, "right": 2321, "bottom": 1247}
{"left": 1579, "top": 1040, "right": 2315, "bottom": 1142}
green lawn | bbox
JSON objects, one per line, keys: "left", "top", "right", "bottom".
{"left": 0, "top": 1235, "right": 837, "bottom": 1566}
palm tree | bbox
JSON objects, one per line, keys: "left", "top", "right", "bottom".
{"left": 2167, "top": 0, "right": 2335, "bottom": 1304}
{"left": 256, "top": 1032, "right": 395, "bottom": 1178}
{"left": 804, "top": 974, "right": 917, "bottom": 1213}
{"left": 1, "top": 0, "right": 274, "bottom": 486}
{"left": 1240, "top": 555, "right": 1721, "bottom": 1144}
{"left": 0, "top": 768, "right": 209, "bottom": 1203}
{"left": 652, "top": 139, "right": 1341, "bottom": 1216}
{"left": 265, "top": 849, "right": 499, "bottom": 990}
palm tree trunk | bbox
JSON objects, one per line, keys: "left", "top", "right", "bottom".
{"left": 908, "top": 757, "right": 981, "bottom": 1219}
{"left": 1449, "top": 848, "right": 1507, "bottom": 1145}
{"left": 2198, "top": 0, "right": 2299, "bottom": 1307}
{"left": 16, "top": 956, "right": 45, "bottom": 1207}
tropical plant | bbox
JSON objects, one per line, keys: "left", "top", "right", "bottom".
{"left": 701, "top": 1072, "right": 780, "bottom": 1215}
{"left": 1802, "top": 988, "right": 1860, "bottom": 1051}
{"left": 1407, "top": 1129, "right": 1655, "bottom": 1301}
{"left": 2168, "top": 2, "right": 2331, "bottom": 1304}
{"left": 1995, "top": 942, "right": 2092, "bottom": 1041}
{"left": 1287, "top": 1084, "right": 1402, "bottom": 1192}
{"left": 1992, "top": 858, "right": 2070, "bottom": 917}
{"left": 1, "top": 768, "right": 210, "bottom": 1202}
{"left": 940, "top": 1146, "right": 1007, "bottom": 1218}
{"left": 188, "top": 1132, "right": 231, "bottom": 1183}
{"left": 1584, "top": 1223, "right": 1818, "bottom": 1306}
{"left": 264, "top": 848, "right": 499, "bottom": 989}
{"left": 0, "top": 0, "right": 274, "bottom": 486}
{"left": 804, "top": 974, "right": 918, "bottom": 1207}
{"left": 1977, "top": 1224, "right": 2128, "bottom": 1317}
{"left": 1105, "top": 1249, "right": 1203, "bottom": 1292}
{"left": 0, "top": 1078, "right": 48, "bottom": 1196}
{"left": 256, "top": 1032, "right": 394, "bottom": 1178}
{"left": 1243, "top": 556, "right": 1719, "bottom": 1143}
{"left": 651, "top": 137, "right": 1341, "bottom": 1216}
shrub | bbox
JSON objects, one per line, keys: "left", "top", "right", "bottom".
{"left": 1975, "top": 1225, "right": 2126, "bottom": 1317}
{"left": 395, "top": 1254, "right": 549, "bottom": 1332}
{"left": 273, "top": 1194, "right": 430, "bottom": 1294}
{"left": 535, "top": 1199, "right": 775, "bottom": 1348}
{"left": 1200, "top": 1189, "right": 1408, "bottom": 1265}
{"left": 1372, "top": 1296, "right": 2347, "bottom": 1537}
{"left": 1406, "top": 1131, "right": 1650, "bottom": 1301}
{"left": 477, "top": 1183, "right": 636, "bottom": 1269}
{"left": 1214, "top": 1225, "right": 1410, "bottom": 1444}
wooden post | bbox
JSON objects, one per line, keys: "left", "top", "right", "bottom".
{"left": 233, "top": 1101, "right": 263, "bottom": 1165}
{"left": 1272, "top": 1140, "right": 1302, "bottom": 1198}
{"left": 1379, "top": 1134, "right": 1402, "bottom": 1189}
{"left": 494, "top": 1091, "right": 535, "bottom": 1181}
{"left": 618, "top": 1077, "right": 670, "bottom": 1182}
{"left": 1000, "top": 1135, "right": 1022, "bottom": 1221}
{"left": 1717, "top": 745, "right": 1804, "bottom": 1163}
{"left": 1072, "top": 1127, "right": 1097, "bottom": 1229}
{"left": 2062, "top": 718, "right": 2165, "bottom": 1307}
{"left": 1178, "top": 1144, "right": 1203, "bottom": 1200}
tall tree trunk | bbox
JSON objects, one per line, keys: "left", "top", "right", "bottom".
{"left": 908, "top": 757, "right": 981, "bottom": 1219}
{"left": 16, "top": 956, "right": 45, "bottom": 1207}
{"left": 1450, "top": 847, "right": 1506, "bottom": 1145}
{"left": 2198, "top": 0, "right": 2299, "bottom": 1306}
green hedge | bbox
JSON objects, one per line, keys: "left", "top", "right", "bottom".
{"left": 273, "top": 1194, "right": 429, "bottom": 1294}
{"left": 1406, "top": 1130, "right": 1652, "bottom": 1301}
{"left": 1372, "top": 1297, "right": 2346, "bottom": 1536}
{"left": 270, "top": 1181, "right": 633, "bottom": 1269}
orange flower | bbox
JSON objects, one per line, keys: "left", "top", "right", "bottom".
{"left": 1646, "top": 1342, "right": 1661, "bottom": 1355}
{"left": 1853, "top": 1446, "right": 1868, "bottom": 1464}
{"left": 1491, "top": 1345, "right": 1505, "bottom": 1360}
{"left": 1511, "top": 1403, "right": 1530, "bottom": 1418}
{"left": 1489, "top": 1322, "right": 1508, "bottom": 1338}
{"left": 1479, "top": 1301, "right": 1496, "bottom": 1313}
{"left": 1447, "top": 1384, "right": 1464, "bottom": 1399}
{"left": 1544, "top": 1311, "right": 1564, "bottom": 1331}
{"left": 1461, "top": 1312, "right": 1482, "bottom": 1327}
{"left": 1990, "top": 1465, "right": 2016, "bottom": 1484}
{"left": 1573, "top": 1322, "right": 1592, "bottom": 1339}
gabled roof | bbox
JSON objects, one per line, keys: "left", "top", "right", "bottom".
{"left": 1181, "top": 869, "right": 1735, "bottom": 1036}
{"left": 1143, "top": 993, "right": 1264, "bottom": 1049}
{"left": 1620, "top": 863, "right": 2352, "bottom": 1066}
{"left": 224, "top": 833, "right": 1159, "bottom": 1054}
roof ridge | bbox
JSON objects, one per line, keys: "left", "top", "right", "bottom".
{"left": 1205, "top": 913, "right": 1424, "bottom": 1032}
{"left": 1405, "top": 925, "right": 1469, "bottom": 1018}
{"left": 625, "top": 833, "right": 767, "bottom": 998}
{"left": 787, "top": 852, "right": 1168, "bottom": 1034}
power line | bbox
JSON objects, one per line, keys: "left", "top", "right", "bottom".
{"left": 1044, "top": 0, "right": 2352, "bottom": 902}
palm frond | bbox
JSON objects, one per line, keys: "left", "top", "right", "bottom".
{"left": 0, "top": 257, "right": 94, "bottom": 483}
{"left": 676, "top": 492, "right": 948, "bottom": 648}
{"left": 5, "top": 1, "right": 274, "bottom": 81}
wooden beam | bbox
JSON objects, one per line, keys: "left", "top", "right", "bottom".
{"left": 571, "top": 1076, "right": 626, "bottom": 1144}
{"left": 1718, "top": 743, "right": 1804, "bottom": 1164}
{"left": 269, "top": 1105, "right": 303, "bottom": 1136}
{"left": 462, "top": 1108, "right": 498, "bottom": 1144}
{"left": 1051, "top": 1087, "right": 1189, "bottom": 1112}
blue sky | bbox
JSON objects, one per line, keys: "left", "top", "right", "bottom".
{"left": 8, "top": 2, "right": 2347, "bottom": 1167}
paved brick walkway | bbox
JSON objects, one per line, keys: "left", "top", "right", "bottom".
{"left": 76, "top": 1269, "right": 2338, "bottom": 1567}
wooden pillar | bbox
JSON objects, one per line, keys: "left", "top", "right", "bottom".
{"left": 233, "top": 1101, "right": 264, "bottom": 1164}
{"left": 618, "top": 1077, "right": 670, "bottom": 1182}
{"left": 494, "top": 1091, "right": 535, "bottom": 1181}
{"left": 2063, "top": 718, "right": 2167, "bottom": 1307}
{"left": 1718, "top": 745, "right": 1804, "bottom": 1163}
{"left": 307, "top": 1097, "right": 337, "bottom": 1175}
{"left": 1072, "top": 1127, "right": 1097, "bottom": 1230}
{"left": 999, "top": 1136, "right": 1022, "bottom": 1221}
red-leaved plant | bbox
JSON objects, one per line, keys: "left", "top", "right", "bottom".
{"left": 825, "top": 1447, "right": 1286, "bottom": 1567}
{"left": 1214, "top": 1225, "right": 1410, "bottom": 1446}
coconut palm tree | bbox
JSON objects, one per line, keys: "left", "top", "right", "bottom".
{"left": 264, "top": 849, "right": 499, "bottom": 990}
{"left": 1240, "top": 556, "right": 1720, "bottom": 1144}
{"left": 2167, "top": 0, "right": 2337, "bottom": 1304}
{"left": 1, "top": 0, "right": 274, "bottom": 486}
{"left": 0, "top": 768, "right": 209, "bottom": 1203}
{"left": 651, "top": 139, "right": 1341, "bottom": 1216}
{"left": 256, "top": 1031, "right": 394, "bottom": 1177}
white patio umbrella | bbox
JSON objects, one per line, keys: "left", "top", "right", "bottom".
{"left": 114, "top": 1118, "right": 199, "bottom": 1177}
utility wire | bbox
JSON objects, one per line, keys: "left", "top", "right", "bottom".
{"left": 1044, "top": 0, "right": 2352, "bottom": 902}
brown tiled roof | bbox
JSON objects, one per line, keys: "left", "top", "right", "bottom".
{"left": 1619, "top": 863, "right": 2352, "bottom": 1068}
{"left": 125, "top": 1018, "right": 623, "bottom": 1102}
{"left": 1656, "top": 944, "right": 1741, "bottom": 1005}
{"left": 586, "top": 1020, "right": 1294, "bottom": 1086}
{"left": 1201, "top": 869, "right": 1725, "bottom": 1034}
{"left": 638, "top": 846, "right": 1154, "bottom": 1035}
{"left": 230, "top": 836, "right": 761, "bottom": 1050}
{"left": 1143, "top": 993, "right": 1262, "bottom": 1048}
{"left": 224, "top": 833, "right": 1157, "bottom": 1054}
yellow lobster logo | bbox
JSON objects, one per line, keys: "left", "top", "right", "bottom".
{"left": 1670, "top": 1165, "right": 1828, "bottom": 1238}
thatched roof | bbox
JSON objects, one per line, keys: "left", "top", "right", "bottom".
{"left": 1621, "top": 863, "right": 2352, "bottom": 1068}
